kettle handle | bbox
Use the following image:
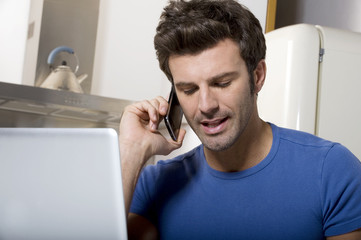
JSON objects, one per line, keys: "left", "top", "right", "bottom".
{"left": 47, "top": 46, "right": 79, "bottom": 73}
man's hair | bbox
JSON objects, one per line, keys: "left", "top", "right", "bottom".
{"left": 154, "top": 0, "right": 266, "bottom": 93}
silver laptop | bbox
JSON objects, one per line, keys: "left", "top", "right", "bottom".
{"left": 0, "top": 128, "right": 127, "bottom": 240}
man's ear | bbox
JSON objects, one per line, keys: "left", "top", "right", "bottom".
{"left": 253, "top": 60, "right": 267, "bottom": 94}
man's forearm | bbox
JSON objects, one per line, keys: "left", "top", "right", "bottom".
{"left": 120, "top": 145, "right": 148, "bottom": 215}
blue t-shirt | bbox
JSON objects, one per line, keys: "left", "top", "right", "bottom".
{"left": 130, "top": 124, "right": 361, "bottom": 239}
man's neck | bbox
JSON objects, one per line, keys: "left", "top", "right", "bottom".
{"left": 203, "top": 118, "right": 273, "bottom": 172}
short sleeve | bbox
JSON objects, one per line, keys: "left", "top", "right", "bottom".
{"left": 130, "top": 165, "right": 158, "bottom": 224}
{"left": 321, "top": 144, "right": 361, "bottom": 236}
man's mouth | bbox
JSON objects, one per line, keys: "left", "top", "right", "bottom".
{"left": 200, "top": 117, "right": 228, "bottom": 134}
{"left": 202, "top": 118, "right": 227, "bottom": 127}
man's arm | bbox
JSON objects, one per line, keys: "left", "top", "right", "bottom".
{"left": 326, "top": 228, "right": 361, "bottom": 240}
{"left": 127, "top": 213, "right": 159, "bottom": 240}
{"left": 118, "top": 97, "right": 185, "bottom": 238}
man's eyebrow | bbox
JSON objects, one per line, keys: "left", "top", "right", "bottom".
{"left": 208, "top": 71, "right": 239, "bottom": 83}
{"left": 175, "top": 82, "right": 197, "bottom": 88}
{"left": 175, "top": 71, "right": 240, "bottom": 88}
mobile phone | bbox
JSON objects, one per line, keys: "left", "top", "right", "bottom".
{"left": 164, "top": 87, "right": 183, "bottom": 141}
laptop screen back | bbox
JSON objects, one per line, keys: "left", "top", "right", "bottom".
{"left": 0, "top": 128, "right": 127, "bottom": 239}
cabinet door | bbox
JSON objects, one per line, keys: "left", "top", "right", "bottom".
{"left": 316, "top": 26, "right": 361, "bottom": 159}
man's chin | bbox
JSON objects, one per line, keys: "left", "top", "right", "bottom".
{"left": 201, "top": 136, "right": 235, "bottom": 152}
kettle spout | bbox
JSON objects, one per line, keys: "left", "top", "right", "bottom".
{"left": 77, "top": 73, "right": 88, "bottom": 84}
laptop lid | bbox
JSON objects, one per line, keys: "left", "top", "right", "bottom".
{"left": 0, "top": 128, "right": 127, "bottom": 239}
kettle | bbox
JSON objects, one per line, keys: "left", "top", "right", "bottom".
{"left": 40, "top": 46, "right": 87, "bottom": 93}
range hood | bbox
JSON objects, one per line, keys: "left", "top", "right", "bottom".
{"left": 0, "top": 81, "right": 133, "bottom": 131}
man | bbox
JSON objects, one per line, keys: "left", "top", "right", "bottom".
{"left": 119, "top": 0, "right": 361, "bottom": 239}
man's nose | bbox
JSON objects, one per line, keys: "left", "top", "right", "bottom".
{"left": 198, "top": 87, "right": 219, "bottom": 115}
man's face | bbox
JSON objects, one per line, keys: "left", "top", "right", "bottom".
{"left": 169, "top": 39, "right": 256, "bottom": 151}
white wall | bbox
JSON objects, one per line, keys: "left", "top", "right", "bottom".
{"left": 0, "top": 0, "right": 43, "bottom": 86}
{"left": 92, "top": 0, "right": 170, "bottom": 101}
{"left": 92, "top": 0, "right": 269, "bottom": 101}
{"left": 0, "top": 0, "right": 30, "bottom": 84}
{"left": 239, "top": 0, "right": 268, "bottom": 32}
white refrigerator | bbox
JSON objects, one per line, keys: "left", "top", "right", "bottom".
{"left": 258, "top": 24, "right": 361, "bottom": 159}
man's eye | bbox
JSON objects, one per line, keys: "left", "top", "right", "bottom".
{"left": 183, "top": 88, "right": 197, "bottom": 95}
{"left": 215, "top": 81, "right": 231, "bottom": 88}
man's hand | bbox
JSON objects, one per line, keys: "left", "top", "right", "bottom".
{"left": 119, "top": 96, "right": 185, "bottom": 162}
{"left": 119, "top": 96, "right": 186, "bottom": 215}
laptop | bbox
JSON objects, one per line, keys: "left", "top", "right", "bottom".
{"left": 0, "top": 128, "right": 127, "bottom": 239}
